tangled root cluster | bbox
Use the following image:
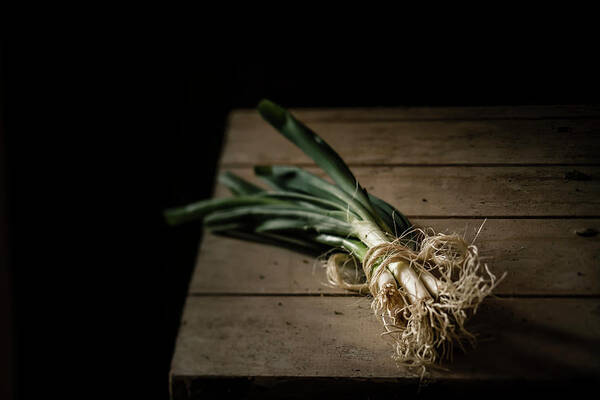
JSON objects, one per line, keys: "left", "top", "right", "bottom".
{"left": 325, "top": 227, "right": 504, "bottom": 370}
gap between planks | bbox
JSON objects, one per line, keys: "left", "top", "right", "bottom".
{"left": 227, "top": 105, "right": 600, "bottom": 122}
{"left": 220, "top": 162, "right": 600, "bottom": 168}
{"left": 187, "top": 292, "right": 600, "bottom": 299}
{"left": 231, "top": 116, "right": 600, "bottom": 122}
{"left": 229, "top": 114, "right": 600, "bottom": 123}
{"left": 403, "top": 215, "right": 600, "bottom": 219}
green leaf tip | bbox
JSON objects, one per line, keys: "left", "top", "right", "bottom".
{"left": 258, "top": 99, "right": 287, "bottom": 130}
{"left": 255, "top": 99, "right": 391, "bottom": 234}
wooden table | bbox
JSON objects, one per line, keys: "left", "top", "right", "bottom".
{"left": 170, "top": 106, "right": 600, "bottom": 399}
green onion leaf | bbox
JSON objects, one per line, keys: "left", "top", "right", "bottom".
{"left": 258, "top": 99, "right": 390, "bottom": 233}
{"left": 204, "top": 205, "right": 354, "bottom": 238}
{"left": 210, "top": 228, "right": 329, "bottom": 256}
{"left": 313, "top": 234, "right": 368, "bottom": 261}
{"left": 164, "top": 196, "right": 286, "bottom": 226}
{"left": 218, "top": 171, "right": 265, "bottom": 196}
{"left": 255, "top": 165, "right": 373, "bottom": 225}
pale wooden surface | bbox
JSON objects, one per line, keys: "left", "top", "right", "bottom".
{"left": 189, "top": 219, "right": 600, "bottom": 296}
{"left": 223, "top": 108, "right": 600, "bottom": 166}
{"left": 173, "top": 297, "right": 600, "bottom": 379}
{"left": 170, "top": 106, "right": 600, "bottom": 399}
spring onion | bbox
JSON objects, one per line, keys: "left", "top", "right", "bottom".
{"left": 165, "top": 99, "right": 504, "bottom": 369}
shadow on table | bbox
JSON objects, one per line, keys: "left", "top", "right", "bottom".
{"left": 447, "top": 298, "right": 600, "bottom": 379}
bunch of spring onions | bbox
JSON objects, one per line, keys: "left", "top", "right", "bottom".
{"left": 165, "top": 99, "right": 503, "bottom": 369}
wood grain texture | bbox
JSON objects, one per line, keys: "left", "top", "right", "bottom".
{"left": 188, "top": 219, "right": 600, "bottom": 296}
{"left": 222, "top": 115, "right": 600, "bottom": 166}
{"left": 171, "top": 297, "right": 600, "bottom": 396}
{"left": 214, "top": 166, "right": 600, "bottom": 217}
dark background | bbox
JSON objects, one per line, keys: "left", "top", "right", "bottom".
{"left": 2, "top": 31, "right": 599, "bottom": 399}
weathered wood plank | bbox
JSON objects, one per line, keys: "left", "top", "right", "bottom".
{"left": 214, "top": 166, "right": 600, "bottom": 217}
{"left": 221, "top": 116, "right": 600, "bottom": 166}
{"left": 188, "top": 219, "right": 600, "bottom": 296}
{"left": 229, "top": 105, "right": 600, "bottom": 123}
{"left": 171, "top": 297, "right": 600, "bottom": 395}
